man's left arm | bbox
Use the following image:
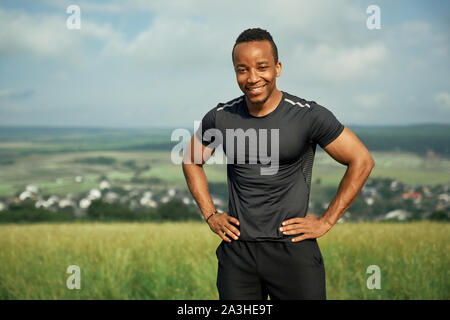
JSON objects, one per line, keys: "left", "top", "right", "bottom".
{"left": 280, "top": 126, "right": 375, "bottom": 242}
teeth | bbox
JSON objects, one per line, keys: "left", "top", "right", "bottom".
{"left": 248, "top": 85, "right": 265, "bottom": 91}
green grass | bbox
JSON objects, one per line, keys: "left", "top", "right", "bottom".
{"left": 0, "top": 151, "right": 169, "bottom": 196}
{"left": 0, "top": 222, "right": 448, "bottom": 300}
{"left": 312, "top": 151, "right": 450, "bottom": 186}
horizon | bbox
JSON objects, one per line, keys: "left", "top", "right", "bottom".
{"left": 1, "top": 122, "right": 450, "bottom": 131}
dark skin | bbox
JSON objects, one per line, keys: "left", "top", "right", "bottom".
{"left": 182, "top": 134, "right": 240, "bottom": 242}
{"left": 182, "top": 40, "right": 375, "bottom": 242}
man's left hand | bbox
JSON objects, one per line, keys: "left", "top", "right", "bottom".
{"left": 279, "top": 213, "right": 333, "bottom": 242}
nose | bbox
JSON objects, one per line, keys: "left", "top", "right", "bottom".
{"left": 247, "top": 68, "right": 260, "bottom": 84}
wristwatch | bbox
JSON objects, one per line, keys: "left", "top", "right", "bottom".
{"left": 206, "top": 210, "right": 218, "bottom": 222}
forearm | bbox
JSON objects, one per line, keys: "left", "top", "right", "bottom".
{"left": 182, "top": 162, "right": 217, "bottom": 220}
{"left": 320, "top": 158, "right": 374, "bottom": 227}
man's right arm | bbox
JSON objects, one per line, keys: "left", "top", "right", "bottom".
{"left": 182, "top": 135, "right": 240, "bottom": 242}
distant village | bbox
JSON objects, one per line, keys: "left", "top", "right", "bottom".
{"left": 0, "top": 175, "right": 448, "bottom": 222}
{"left": 335, "top": 178, "right": 449, "bottom": 222}
{"left": 0, "top": 175, "right": 226, "bottom": 220}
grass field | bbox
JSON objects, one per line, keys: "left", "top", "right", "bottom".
{"left": 0, "top": 221, "right": 448, "bottom": 300}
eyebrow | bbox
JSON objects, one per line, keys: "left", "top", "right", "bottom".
{"left": 235, "top": 61, "right": 270, "bottom": 67}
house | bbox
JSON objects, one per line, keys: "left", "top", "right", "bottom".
{"left": 438, "top": 193, "right": 449, "bottom": 205}
{"left": 87, "top": 189, "right": 102, "bottom": 200}
{"left": 140, "top": 191, "right": 157, "bottom": 208}
{"left": 140, "top": 199, "right": 157, "bottom": 208}
{"left": 35, "top": 195, "right": 60, "bottom": 209}
{"left": 19, "top": 190, "right": 33, "bottom": 201}
{"left": 362, "top": 186, "right": 377, "bottom": 197}
{"left": 422, "top": 186, "right": 432, "bottom": 197}
{"left": 437, "top": 193, "right": 450, "bottom": 209}
{"left": 26, "top": 184, "right": 39, "bottom": 194}
{"left": 104, "top": 191, "right": 119, "bottom": 204}
{"left": 35, "top": 199, "right": 50, "bottom": 209}
{"left": 402, "top": 192, "right": 422, "bottom": 200}
{"left": 99, "top": 180, "right": 111, "bottom": 190}
{"left": 79, "top": 198, "right": 91, "bottom": 209}
{"left": 167, "top": 188, "right": 176, "bottom": 197}
{"left": 59, "top": 198, "right": 75, "bottom": 209}
{"left": 365, "top": 197, "right": 375, "bottom": 206}
{"left": 47, "top": 196, "right": 60, "bottom": 206}
{"left": 390, "top": 180, "right": 402, "bottom": 192}
{"left": 383, "top": 209, "right": 412, "bottom": 221}
{"left": 402, "top": 192, "right": 422, "bottom": 204}
{"left": 182, "top": 197, "right": 192, "bottom": 205}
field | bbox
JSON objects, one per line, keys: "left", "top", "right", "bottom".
{"left": 0, "top": 126, "right": 448, "bottom": 300}
{"left": 0, "top": 124, "right": 449, "bottom": 198}
{"left": 0, "top": 221, "right": 448, "bottom": 300}
{"left": 0, "top": 150, "right": 449, "bottom": 198}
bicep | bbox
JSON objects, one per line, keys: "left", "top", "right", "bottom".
{"left": 323, "top": 126, "right": 372, "bottom": 166}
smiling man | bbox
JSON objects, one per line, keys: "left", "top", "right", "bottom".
{"left": 182, "top": 28, "right": 374, "bottom": 300}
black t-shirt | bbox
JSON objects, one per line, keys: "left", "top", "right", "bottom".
{"left": 195, "top": 91, "right": 344, "bottom": 241}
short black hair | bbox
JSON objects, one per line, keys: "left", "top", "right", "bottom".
{"left": 232, "top": 28, "right": 278, "bottom": 63}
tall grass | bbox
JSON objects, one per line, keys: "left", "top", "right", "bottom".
{"left": 0, "top": 222, "right": 448, "bottom": 299}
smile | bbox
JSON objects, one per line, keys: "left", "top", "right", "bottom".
{"left": 246, "top": 84, "right": 267, "bottom": 94}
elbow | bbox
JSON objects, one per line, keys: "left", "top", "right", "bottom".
{"left": 367, "top": 154, "right": 375, "bottom": 170}
{"left": 349, "top": 153, "right": 375, "bottom": 175}
{"left": 363, "top": 154, "right": 375, "bottom": 175}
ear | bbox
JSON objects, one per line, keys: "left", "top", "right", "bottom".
{"left": 275, "top": 61, "right": 282, "bottom": 77}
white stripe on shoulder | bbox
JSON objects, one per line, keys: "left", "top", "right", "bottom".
{"left": 217, "top": 97, "right": 243, "bottom": 111}
{"left": 284, "top": 98, "right": 310, "bottom": 108}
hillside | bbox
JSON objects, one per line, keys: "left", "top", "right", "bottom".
{"left": 0, "top": 124, "right": 449, "bottom": 157}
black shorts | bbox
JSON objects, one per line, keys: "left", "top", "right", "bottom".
{"left": 216, "top": 239, "right": 326, "bottom": 300}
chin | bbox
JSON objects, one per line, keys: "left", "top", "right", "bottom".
{"left": 246, "top": 93, "right": 270, "bottom": 105}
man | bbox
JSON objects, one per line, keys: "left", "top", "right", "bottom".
{"left": 182, "top": 28, "right": 374, "bottom": 300}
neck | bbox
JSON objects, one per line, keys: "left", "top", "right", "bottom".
{"left": 246, "top": 88, "right": 283, "bottom": 117}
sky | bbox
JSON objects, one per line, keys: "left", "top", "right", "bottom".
{"left": 0, "top": 0, "right": 449, "bottom": 128}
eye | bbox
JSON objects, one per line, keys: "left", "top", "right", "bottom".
{"left": 258, "top": 66, "right": 268, "bottom": 70}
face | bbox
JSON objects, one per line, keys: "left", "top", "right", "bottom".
{"left": 233, "top": 40, "right": 282, "bottom": 106}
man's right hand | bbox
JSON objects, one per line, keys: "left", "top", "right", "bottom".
{"left": 207, "top": 212, "right": 240, "bottom": 242}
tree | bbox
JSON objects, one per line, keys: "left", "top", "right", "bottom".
{"left": 428, "top": 210, "right": 449, "bottom": 222}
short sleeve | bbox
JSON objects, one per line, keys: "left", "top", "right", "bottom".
{"left": 308, "top": 102, "right": 345, "bottom": 148}
{"left": 195, "top": 106, "right": 218, "bottom": 147}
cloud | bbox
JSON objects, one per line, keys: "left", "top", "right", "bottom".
{"left": 102, "top": 16, "right": 227, "bottom": 67}
{"left": 0, "top": 8, "right": 75, "bottom": 57}
{"left": 0, "top": 1, "right": 385, "bottom": 74}
{"left": 353, "top": 93, "right": 386, "bottom": 109}
{"left": 289, "top": 42, "right": 388, "bottom": 83}
{"left": 434, "top": 92, "right": 450, "bottom": 111}
{"left": 397, "top": 21, "right": 449, "bottom": 53}
{"left": 0, "top": 7, "right": 123, "bottom": 60}
{"left": 0, "top": 88, "right": 35, "bottom": 100}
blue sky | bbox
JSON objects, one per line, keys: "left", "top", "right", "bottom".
{"left": 0, "top": 0, "right": 449, "bottom": 128}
